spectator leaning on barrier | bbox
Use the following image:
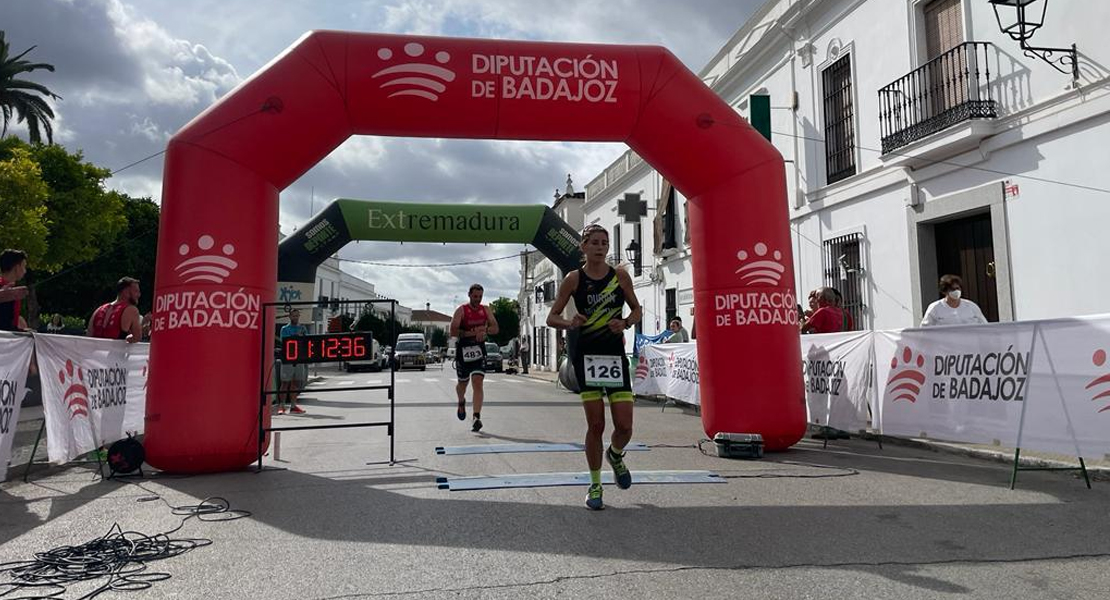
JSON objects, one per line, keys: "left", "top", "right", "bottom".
{"left": 87, "top": 277, "right": 143, "bottom": 343}
{"left": 830, "top": 287, "right": 854, "bottom": 331}
{"left": 665, "top": 317, "right": 689, "bottom": 343}
{"left": 801, "top": 287, "right": 850, "bottom": 334}
{"left": 803, "top": 289, "right": 819, "bottom": 320}
{"left": 45, "top": 314, "right": 64, "bottom": 333}
{"left": 0, "top": 249, "right": 30, "bottom": 332}
{"left": 921, "top": 274, "right": 987, "bottom": 327}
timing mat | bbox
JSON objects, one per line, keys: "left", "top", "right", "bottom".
{"left": 436, "top": 469, "right": 724, "bottom": 491}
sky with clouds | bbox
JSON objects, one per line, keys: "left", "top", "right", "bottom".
{"left": 1, "top": 0, "right": 762, "bottom": 315}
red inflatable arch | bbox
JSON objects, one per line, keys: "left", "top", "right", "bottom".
{"left": 148, "top": 32, "right": 805, "bottom": 472}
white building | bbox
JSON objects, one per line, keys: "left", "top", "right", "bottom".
{"left": 305, "top": 256, "right": 412, "bottom": 332}
{"left": 411, "top": 303, "right": 453, "bottom": 344}
{"left": 519, "top": 191, "right": 585, "bottom": 371}
{"left": 567, "top": 0, "right": 1110, "bottom": 335}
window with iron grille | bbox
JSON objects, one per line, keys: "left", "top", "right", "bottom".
{"left": 633, "top": 222, "right": 643, "bottom": 277}
{"left": 665, "top": 288, "right": 677, "bottom": 325}
{"left": 822, "top": 232, "right": 865, "bottom": 330}
{"left": 535, "top": 326, "right": 548, "bottom": 366}
{"left": 542, "top": 281, "right": 556, "bottom": 302}
{"left": 662, "top": 186, "right": 677, "bottom": 249}
{"left": 822, "top": 54, "right": 856, "bottom": 184}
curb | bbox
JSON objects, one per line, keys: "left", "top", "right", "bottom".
{"left": 858, "top": 431, "right": 1110, "bottom": 481}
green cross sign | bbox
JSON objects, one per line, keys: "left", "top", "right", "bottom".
{"left": 618, "top": 193, "right": 647, "bottom": 223}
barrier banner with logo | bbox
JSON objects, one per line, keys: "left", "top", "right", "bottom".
{"left": 801, "top": 331, "right": 873, "bottom": 432}
{"left": 633, "top": 342, "right": 700, "bottom": 405}
{"left": 35, "top": 334, "right": 149, "bottom": 464}
{"left": 0, "top": 333, "right": 35, "bottom": 481}
{"left": 1018, "top": 316, "right": 1110, "bottom": 458}
{"left": 634, "top": 330, "right": 673, "bottom": 356}
{"left": 875, "top": 324, "right": 1036, "bottom": 447}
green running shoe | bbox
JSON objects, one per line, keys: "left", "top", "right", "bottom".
{"left": 606, "top": 446, "right": 632, "bottom": 489}
{"left": 585, "top": 483, "right": 604, "bottom": 510}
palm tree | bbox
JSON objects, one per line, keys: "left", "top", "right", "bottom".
{"left": 0, "top": 31, "right": 61, "bottom": 144}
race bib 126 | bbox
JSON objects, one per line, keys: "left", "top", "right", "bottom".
{"left": 584, "top": 354, "right": 623, "bottom": 388}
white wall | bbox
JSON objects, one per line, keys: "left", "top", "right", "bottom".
{"left": 575, "top": 0, "right": 1110, "bottom": 331}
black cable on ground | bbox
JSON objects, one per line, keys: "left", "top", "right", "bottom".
{"left": 0, "top": 494, "right": 249, "bottom": 600}
{"left": 692, "top": 438, "right": 860, "bottom": 479}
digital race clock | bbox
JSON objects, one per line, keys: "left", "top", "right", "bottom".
{"left": 281, "top": 332, "right": 372, "bottom": 364}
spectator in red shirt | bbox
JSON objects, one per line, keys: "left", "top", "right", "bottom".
{"left": 831, "top": 287, "right": 855, "bottom": 331}
{"left": 801, "top": 287, "right": 851, "bottom": 334}
{"left": 0, "top": 249, "right": 30, "bottom": 331}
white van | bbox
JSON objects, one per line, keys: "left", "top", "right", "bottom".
{"left": 393, "top": 332, "right": 428, "bottom": 371}
{"left": 341, "top": 336, "right": 386, "bottom": 372}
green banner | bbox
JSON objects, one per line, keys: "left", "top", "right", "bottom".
{"left": 338, "top": 199, "right": 545, "bottom": 244}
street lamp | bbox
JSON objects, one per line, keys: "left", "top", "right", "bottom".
{"left": 625, "top": 239, "right": 640, "bottom": 263}
{"left": 990, "top": 0, "right": 1078, "bottom": 81}
{"left": 625, "top": 239, "right": 643, "bottom": 277}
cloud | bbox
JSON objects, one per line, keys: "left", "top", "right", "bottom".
{"left": 0, "top": 0, "right": 240, "bottom": 202}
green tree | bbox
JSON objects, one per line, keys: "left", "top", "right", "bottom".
{"left": 352, "top": 305, "right": 422, "bottom": 346}
{"left": 489, "top": 297, "right": 519, "bottom": 345}
{"left": 0, "top": 138, "right": 127, "bottom": 325}
{"left": 430, "top": 326, "right": 448, "bottom": 348}
{"left": 31, "top": 142, "right": 126, "bottom": 272}
{"left": 0, "top": 146, "right": 49, "bottom": 263}
{"left": 34, "top": 195, "right": 159, "bottom": 319}
{"left": 0, "top": 31, "right": 61, "bottom": 145}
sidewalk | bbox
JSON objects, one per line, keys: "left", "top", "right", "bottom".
{"left": 512, "top": 368, "right": 559, "bottom": 384}
{"left": 503, "top": 368, "right": 1109, "bottom": 481}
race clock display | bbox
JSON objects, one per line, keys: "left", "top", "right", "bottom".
{"left": 281, "top": 332, "right": 371, "bottom": 364}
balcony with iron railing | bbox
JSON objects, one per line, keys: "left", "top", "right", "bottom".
{"left": 879, "top": 42, "right": 998, "bottom": 155}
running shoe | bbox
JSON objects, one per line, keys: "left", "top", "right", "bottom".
{"left": 457, "top": 400, "right": 466, "bottom": 421}
{"left": 471, "top": 418, "right": 483, "bottom": 432}
{"left": 585, "top": 483, "right": 604, "bottom": 510}
{"left": 606, "top": 446, "right": 632, "bottom": 490}
{"left": 289, "top": 405, "right": 306, "bottom": 414}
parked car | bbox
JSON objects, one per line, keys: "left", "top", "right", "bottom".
{"left": 393, "top": 333, "right": 427, "bottom": 371}
{"left": 341, "top": 336, "right": 386, "bottom": 372}
{"left": 484, "top": 342, "right": 503, "bottom": 372}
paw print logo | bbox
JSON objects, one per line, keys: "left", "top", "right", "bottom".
{"left": 1086, "top": 349, "right": 1110, "bottom": 413}
{"left": 734, "top": 242, "right": 785, "bottom": 286}
{"left": 886, "top": 346, "right": 926, "bottom": 403}
{"left": 175, "top": 234, "right": 238, "bottom": 284}
{"left": 372, "top": 42, "right": 456, "bottom": 101}
{"left": 59, "top": 359, "right": 90, "bottom": 420}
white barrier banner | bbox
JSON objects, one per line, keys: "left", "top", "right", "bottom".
{"left": 874, "top": 324, "right": 1034, "bottom": 447}
{"left": 801, "top": 331, "right": 873, "bottom": 432}
{"left": 35, "top": 334, "right": 149, "bottom": 464}
{"left": 0, "top": 333, "right": 34, "bottom": 481}
{"left": 634, "top": 343, "right": 700, "bottom": 406}
{"left": 1020, "top": 316, "right": 1110, "bottom": 458}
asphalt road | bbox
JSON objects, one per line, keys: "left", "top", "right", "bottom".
{"left": 2, "top": 364, "right": 1108, "bottom": 599}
